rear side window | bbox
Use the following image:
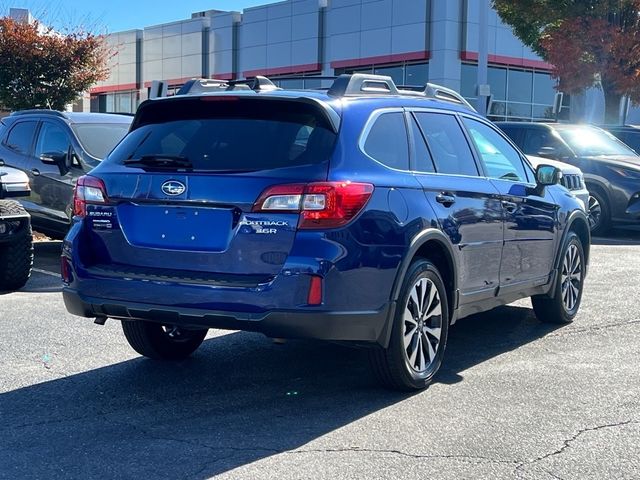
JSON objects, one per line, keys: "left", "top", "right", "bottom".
{"left": 363, "top": 112, "right": 409, "bottom": 170}
{"left": 414, "top": 113, "right": 478, "bottom": 176}
{"left": 497, "top": 125, "right": 522, "bottom": 146}
{"left": 523, "top": 129, "right": 554, "bottom": 154}
{"left": 109, "top": 99, "right": 337, "bottom": 172}
{"left": 4, "top": 121, "right": 37, "bottom": 155}
{"left": 72, "top": 123, "right": 130, "bottom": 159}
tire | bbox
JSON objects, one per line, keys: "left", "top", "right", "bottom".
{"left": 0, "top": 201, "right": 33, "bottom": 291}
{"left": 121, "top": 320, "right": 208, "bottom": 361}
{"left": 532, "top": 232, "right": 585, "bottom": 324}
{"left": 369, "top": 259, "right": 449, "bottom": 391}
{"left": 587, "top": 188, "right": 610, "bottom": 236}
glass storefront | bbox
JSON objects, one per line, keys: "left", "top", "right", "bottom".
{"left": 92, "top": 90, "right": 138, "bottom": 114}
{"left": 461, "top": 63, "right": 571, "bottom": 121}
{"left": 335, "top": 62, "right": 429, "bottom": 87}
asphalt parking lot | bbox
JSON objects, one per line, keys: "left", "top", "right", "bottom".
{"left": 1, "top": 231, "right": 639, "bottom": 480}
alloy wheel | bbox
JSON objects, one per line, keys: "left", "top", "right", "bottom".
{"left": 588, "top": 195, "right": 602, "bottom": 232}
{"left": 561, "top": 244, "right": 582, "bottom": 312}
{"left": 403, "top": 278, "right": 443, "bottom": 373}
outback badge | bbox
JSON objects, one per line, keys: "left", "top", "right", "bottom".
{"left": 161, "top": 180, "right": 186, "bottom": 196}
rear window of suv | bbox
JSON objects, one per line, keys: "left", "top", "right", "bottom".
{"left": 108, "top": 98, "right": 337, "bottom": 173}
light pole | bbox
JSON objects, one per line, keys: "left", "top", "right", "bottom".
{"left": 477, "top": 0, "right": 490, "bottom": 116}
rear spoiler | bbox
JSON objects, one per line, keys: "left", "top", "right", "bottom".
{"left": 132, "top": 94, "right": 342, "bottom": 134}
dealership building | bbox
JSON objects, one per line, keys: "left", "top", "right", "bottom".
{"left": 18, "top": 1, "right": 631, "bottom": 123}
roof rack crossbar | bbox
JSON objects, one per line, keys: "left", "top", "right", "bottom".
{"left": 176, "top": 76, "right": 279, "bottom": 95}
{"left": 172, "top": 74, "right": 475, "bottom": 112}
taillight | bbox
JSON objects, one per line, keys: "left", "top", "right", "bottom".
{"left": 73, "top": 175, "right": 109, "bottom": 217}
{"left": 253, "top": 181, "right": 374, "bottom": 229}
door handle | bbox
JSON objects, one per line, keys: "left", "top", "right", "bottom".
{"left": 502, "top": 200, "right": 518, "bottom": 213}
{"left": 435, "top": 193, "right": 456, "bottom": 207}
{"left": 31, "top": 168, "right": 40, "bottom": 176}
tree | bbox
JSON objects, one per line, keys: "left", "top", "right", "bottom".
{"left": 493, "top": 0, "right": 640, "bottom": 123}
{"left": 0, "top": 16, "right": 111, "bottom": 111}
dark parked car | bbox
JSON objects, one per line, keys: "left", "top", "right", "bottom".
{"left": 497, "top": 122, "right": 640, "bottom": 235}
{"left": 0, "top": 110, "right": 132, "bottom": 238}
{"left": 602, "top": 124, "right": 640, "bottom": 153}
{"left": 63, "top": 75, "right": 590, "bottom": 390}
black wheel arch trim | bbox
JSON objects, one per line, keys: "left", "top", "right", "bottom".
{"left": 584, "top": 178, "right": 611, "bottom": 205}
{"left": 378, "top": 228, "right": 459, "bottom": 348}
{"left": 548, "top": 209, "right": 590, "bottom": 299}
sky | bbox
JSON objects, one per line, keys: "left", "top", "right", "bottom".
{"left": 2, "top": 0, "right": 282, "bottom": 32}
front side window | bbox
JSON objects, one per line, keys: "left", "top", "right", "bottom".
{"left": 463, "top": 117, "right": 529, "bottom": 183}
{"left": 4, "top": 121, "right": 37, "bottom": 155}
{"left": 414, "top": 112, "right": 479, "bottom": 176}
{"left": 363, "top": 112, "right": 409, "bottom": 170}
{"left": 35, "top": 122, "right": 71, "bottom": 158}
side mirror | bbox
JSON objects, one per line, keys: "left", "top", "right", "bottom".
{"left": 40, "top": 151, "right": 70, "bottom": 175}
{"left": 536, "top": 164, "right": 561, "bottom": 187}
{"left": 537, "top": 146, "right": 559, "bottom": 159}
{"left": 40, "top": 151, "right": 67, "bottom": 166}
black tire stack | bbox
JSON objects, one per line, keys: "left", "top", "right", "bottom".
{"left": 0, "top": 200, "right": 33, "bottom": 291}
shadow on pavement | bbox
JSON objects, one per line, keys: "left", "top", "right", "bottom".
{"left": 592, "top": 226, "right": 640, "bottom": 246}
{"left": 0, "top": 303, "right": 562, "bottom": 479}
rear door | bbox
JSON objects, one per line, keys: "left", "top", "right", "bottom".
{"left": 410, "top": 110, "right": 504, "bottom": 305}
{"left": 84, "top": 96, "right": 339, "bottom": 278}
{"left": 0, "top": 120, "right": 44, "bottom": 217}
{"left": 461, "top": 116, "right": 557, "bottom": 289}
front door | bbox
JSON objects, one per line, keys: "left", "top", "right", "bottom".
{"left": 32, "top": 120, "right": 76, "bottom": 226}
{"left": 410, "top": 111, "right": 504, "bottom": 305}
{"left": 462, "top": 117, "right": 558, "bottom": 289}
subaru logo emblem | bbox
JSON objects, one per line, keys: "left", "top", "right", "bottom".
{"left": 161, "top": 180, "right": 186, "bottom": 196}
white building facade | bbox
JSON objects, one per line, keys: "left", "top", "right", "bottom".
{"left": 87, "top": 0, "right": 623, "bottom": 123}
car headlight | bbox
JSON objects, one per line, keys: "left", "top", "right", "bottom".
{"left": 610, "top": 166, "right": 640, "bottom": 180}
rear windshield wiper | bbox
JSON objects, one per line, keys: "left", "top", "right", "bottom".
{"left": 123, "top": 155, "right": 193, "bottom": 170}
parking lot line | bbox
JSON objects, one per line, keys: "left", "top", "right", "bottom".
{"left": 32, "top": 268, "right": 60, "bottom": 278}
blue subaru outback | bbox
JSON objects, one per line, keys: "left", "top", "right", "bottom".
{"left": 62, "top": 74, "right": 590, "bottom": 390}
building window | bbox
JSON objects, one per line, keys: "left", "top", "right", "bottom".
{"left": 270, "top": 74, "right": 332, "bottom": 90}
{"left": 92, "top": 90, "right": 138, "bottom": 114}
{"left": 335, "top": 62, "right": 429, "bottom": 87}
{"left": 460, "top": 63, "right": 570, "bottom": 122}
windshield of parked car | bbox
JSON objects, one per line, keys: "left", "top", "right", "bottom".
{"left": 555, "top": 126, "right": 638, "bottom": 157}
{"left": 72, "top": 123, "right": 131, "bottom": 159}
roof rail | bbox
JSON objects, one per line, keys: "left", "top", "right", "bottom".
{"left": 399, "top": 83, "right": 477, "bottom": 112}
{"left": 328, "top": 74, "right": 399, "bottom": 97}
{"left": 10, "top": 109, "right": 68, "bottom": 118}
{"left": 173, "top": 74, "right": 475, "bottom": 111}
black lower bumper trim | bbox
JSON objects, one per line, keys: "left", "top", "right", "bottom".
{"left": 63, "top": 288, "right": 391, "bottom": 345}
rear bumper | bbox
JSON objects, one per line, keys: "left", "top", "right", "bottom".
{"left": 63, "top": 288, "right": 392, "bottom": 345}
